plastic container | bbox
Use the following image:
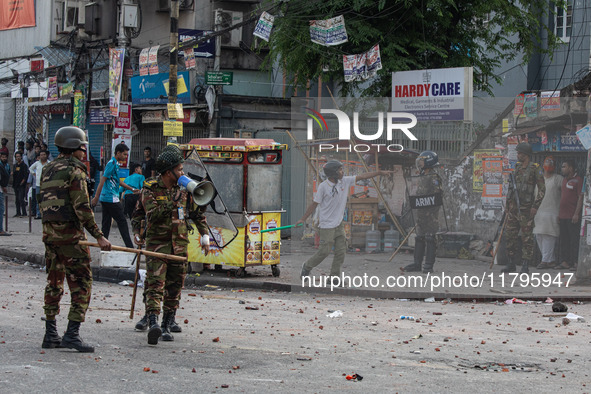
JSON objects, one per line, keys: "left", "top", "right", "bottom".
{"left": 400, "top": 316, "right": 415, "bottom": 321}
{"left": 365, "top": 225, "right": 381, "bottom": 253}
{"left": 383, "top": 226, "right": 400, "bottom": 252}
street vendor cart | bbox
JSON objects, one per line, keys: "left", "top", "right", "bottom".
{"left": 180, "top": 138, "right": 287, "bottom": 277}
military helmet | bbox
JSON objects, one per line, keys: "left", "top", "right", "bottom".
{"left": 515, "top": 142, "right": 533, "bottom": 156}
{"left": 155, "top": 145, "right": 184, "bottom": 174}
{"left": 54, "top": 126, "right": 88, "bottom": 149}
{"left": 323, "top": 160, "right": 343, "bottom": 179}
{"left": 416, "top": 151, "right": 439, "bottom": 171}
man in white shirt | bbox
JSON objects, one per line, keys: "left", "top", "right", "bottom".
{"left": 296, "top": 160, "right": 388, "bottom": 277}
{"left": 29, "top": 150, "right": 49, "bottom": 219}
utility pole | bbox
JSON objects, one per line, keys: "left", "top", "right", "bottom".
{"left": 169, "top": 0, "right": 179, "bottom": 104}
{"left": 209, "top": 9, "right": 222, "bottom": 138}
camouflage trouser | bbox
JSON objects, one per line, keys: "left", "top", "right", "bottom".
{"left": 303, "top": 222, "right": 346, "bottom": 276}
{"left": 145, "top": 257, "right": 188, "bottom": 315}
{"left": 506, "top": 207, "right": 535, "bottom": 261}
{"left": 43, "top": 243, "right": 92, "bottom": 322}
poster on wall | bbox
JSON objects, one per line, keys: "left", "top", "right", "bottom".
{"left": 47, "top": 76, "right": 58, "bottom": 101}
{"left": 73, "top": 90, "right": 85, "bottom": 128}
{"left": 139, "top": 47, "right": 149, "bottom": 76}
{"left": 109, "top": 48, "right": 125, "bottom": 117}
{"left": 541, "top": 91, "right": 560, "bottom": 111}
{"left": 473, "top": 149, "right": 501, "bottom": 192}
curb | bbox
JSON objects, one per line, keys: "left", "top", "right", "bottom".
{"left": 3, "top": 247, "right": 591, "bottom": 302}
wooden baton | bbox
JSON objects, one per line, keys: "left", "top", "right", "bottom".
{"left": 79, "top": 241, "right": 187, "bottom": 262}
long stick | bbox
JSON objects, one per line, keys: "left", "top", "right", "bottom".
{"left": 388, "top": 225, "right": 416, "bottom": 262}
{"left": 285, "top": 128, "right": 317, "bottom": 174}
{"left": 129, "top": 251, "right": 140, "bottom": 319}
{"left": 489, "top": 214, "right": 509, "bottom": 270}
{"left": 261, "top": 223, "right": 303, "bottom": 233}
{"left": 79, "top": 241, "right": 187, "bottom": 262}
{"left": 130, "top": 220, "right": 146, "bottom": 319}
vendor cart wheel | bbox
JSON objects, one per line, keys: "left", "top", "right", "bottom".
{"left": 236, "top": 267, "right": 246, "bottom": 278}
{"left": 271, "top": 265, "right": 280, "bottom": 277}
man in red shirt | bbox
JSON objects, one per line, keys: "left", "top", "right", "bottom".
{"left": 557, "top": 159, "right": 583, "bottom": 270}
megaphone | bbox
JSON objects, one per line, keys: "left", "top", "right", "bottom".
{"left": 178, "top": 175, "right": 215, "bottom": 206}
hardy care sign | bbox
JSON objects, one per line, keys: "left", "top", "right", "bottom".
{"left": 392, "top": 67, "right": 473, "bottom": 121}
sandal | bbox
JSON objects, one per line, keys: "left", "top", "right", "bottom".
{"left": 538, "top": 262, "right": 554, "bottom": 269}
{"left": 554, "top": 262, "right": 571, "bottom": 270}
{"left": 0, "top": 231, "right": 11, "bottom": 236}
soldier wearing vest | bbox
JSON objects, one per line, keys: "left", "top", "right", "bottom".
{"left": 503, "top": 142, "right": 545, "bottom": 274}
{"left": 404, "top": 151, "right": 443, "bottom": 274}
{"left": 39, "top": 126, "right": 112, "bottom": 353}
{"left": 131, "top": 145, "right": 209, "bottom": 345}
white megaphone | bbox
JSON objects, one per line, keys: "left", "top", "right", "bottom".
{"left": 178, "top": 175, "right": 215, "bottom": 206}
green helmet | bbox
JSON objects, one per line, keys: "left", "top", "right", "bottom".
{"left": 515, "top": 142, "right": 533, "bottom": 156}
{"left": 155, "top": 145, "right": 184, "bottom": 174}
{"left": 54, "top": 126, "right": 88, "bottom": 149}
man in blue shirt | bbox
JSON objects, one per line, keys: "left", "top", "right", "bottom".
{"left": 91, "top": 143, "right": 137, "bottom": 248}
{"left": 120, "top": 162, "right": 145, "bottom": 219}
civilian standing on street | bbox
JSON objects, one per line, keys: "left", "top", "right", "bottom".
{"left": 0, "top": 137, "right": 8, "bottom": 157}
{"left": 29, "top": 150, "right": 50, "bottom": 219}
{"left": 557, "top": 159, "right": 583, "bottom": 270}
{"left": 296, "top": 160, "right": 388, "bottom": 278}
{"left": 502, "top": 143, "right": 545, "bottom": 274}
{"left": 132, "top": 145, "right": 210, "bottom": 345}
{"left": 0, "top": 153, "right": 9, "bottom": 236}
{"left": 12, "top": 151, "right": 29, "bottom": 217}
{"left": 141, "top": 146, "right": 156, "bottom": 178}
{"left": 39, "top": 126, "right": 111, "bottom": 353}
{"left": 91, "top": 143, "right": 137, "bottom": 248}
{"left": 120, "top": 162, "right": 145, "bottom": 219}
{"left": 534, "top": 156, "right": 563, "bottom": 269}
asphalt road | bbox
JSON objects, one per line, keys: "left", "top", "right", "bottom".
{"left": 1, "top": 258, "right": 590, "bottom": 393}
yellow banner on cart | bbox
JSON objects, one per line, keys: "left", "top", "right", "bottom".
{"left": 261, "top": 212, "right": 281, "bottom": 265}
{"left": 188, "top": 225, "right": 245, "bottom": 267}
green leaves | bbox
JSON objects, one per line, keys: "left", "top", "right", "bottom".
{"left": 263, "top": 0, "right": 559, "bottom": 96}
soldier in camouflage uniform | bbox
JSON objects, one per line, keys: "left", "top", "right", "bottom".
{"left": 404, "top": 151, "right": 443, "bottom": 274}
{"left": 502, "top": 142, "right": 545, "bottom": 274}
{"left": 40, "top": 126, "right": 111, "bottom": 353}
{"left": 132, "top": 145, "right": 209, "bottom": 345}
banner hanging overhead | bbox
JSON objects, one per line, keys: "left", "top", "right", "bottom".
{"left": 0, "top": 0, "right": 35, "bottom": 31}
{"left": 109, "top": 48, "right": 126, "bottom": 117}
{"left": 309, "top": 15, "right": 348, "bottom": 46}
{"left": 392, "top": 67, "right": 473, "bottom": 121}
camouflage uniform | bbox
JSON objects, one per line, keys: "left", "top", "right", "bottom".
{"left": 506, "top": 161, "right": 545, "bottom": 262}
{"left": 40, "top": 154, "right": 103, "bottom": 322}
{"left": 132, "top": 176, "right": 207, "bottom": 315}
{"left": 413, "top": 173, "right": 443, "bottom": 272}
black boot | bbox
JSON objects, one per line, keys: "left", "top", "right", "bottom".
{"left": 169, "top": 311, "right": 182, "bottom": 333}
{"left": 135, "top": 314, "right": 149, "bottom": 331}
{"left": 423, "top": 236, "right": 436, "bottom": 273}
{"left": 60, "top": 321, "right": 94, "bottom": 353}
{"left": 501, "top": 257, "right": 517, "bottom": 273}
{"left": 405, "top": 236, "right": 425, "bottom": 272}
{"left": 520, "top": 259, "right": 530, "bottom": 274}
{"left": 147, "top": 314, "right": 161, "bottom": 345}
{"left": 161, "top": 312, "right": 174, "bottom": 342}
{"left": 42, "top": 319, "right": 63, "bottom": 349}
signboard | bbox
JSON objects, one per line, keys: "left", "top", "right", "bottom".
{"left": 89, "top": 108, "right": 113, "bottom": 125}
{"left": 167, "top": 103, "right": 184, "bottom": 119}
{"left": 206, "top": 71, "right": 233, "bottom": 85}
{"left": 114, "top": 102, "right": 132, "bottom": 135}
{"left": 576, "top": 124, "right": 591, "bottom": 150}
{"left": 109, "top": 47, "right": 125, "bottom": 116}
{"left": 130, "top": 71, "right": 192, "bottom": 105}
{"left": 163, "top": 121, "right": 183, "bottom": 136}
{"left": 253, "top": 12, "right": 274, "bottom": 42}
{"left": 392, "top": 67, "right": 473, "bottom": 121}
{"left": 179, "top": 29, "right": 215, "bottom": 58}
{"left": 73, "top": 90, "right": 85, "bottom": 128}
{"left": 47, "top": 76, "right": 58, "bottom": 101}
{"left": 141, "top": 109, "right": 197, "bottom": 124}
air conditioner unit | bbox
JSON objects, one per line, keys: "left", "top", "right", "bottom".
{"left": 158, "top": 0, "right": 194, "bottom": 12}
{"left": 219, "top": 10, "right": 243, "bottom": 47}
